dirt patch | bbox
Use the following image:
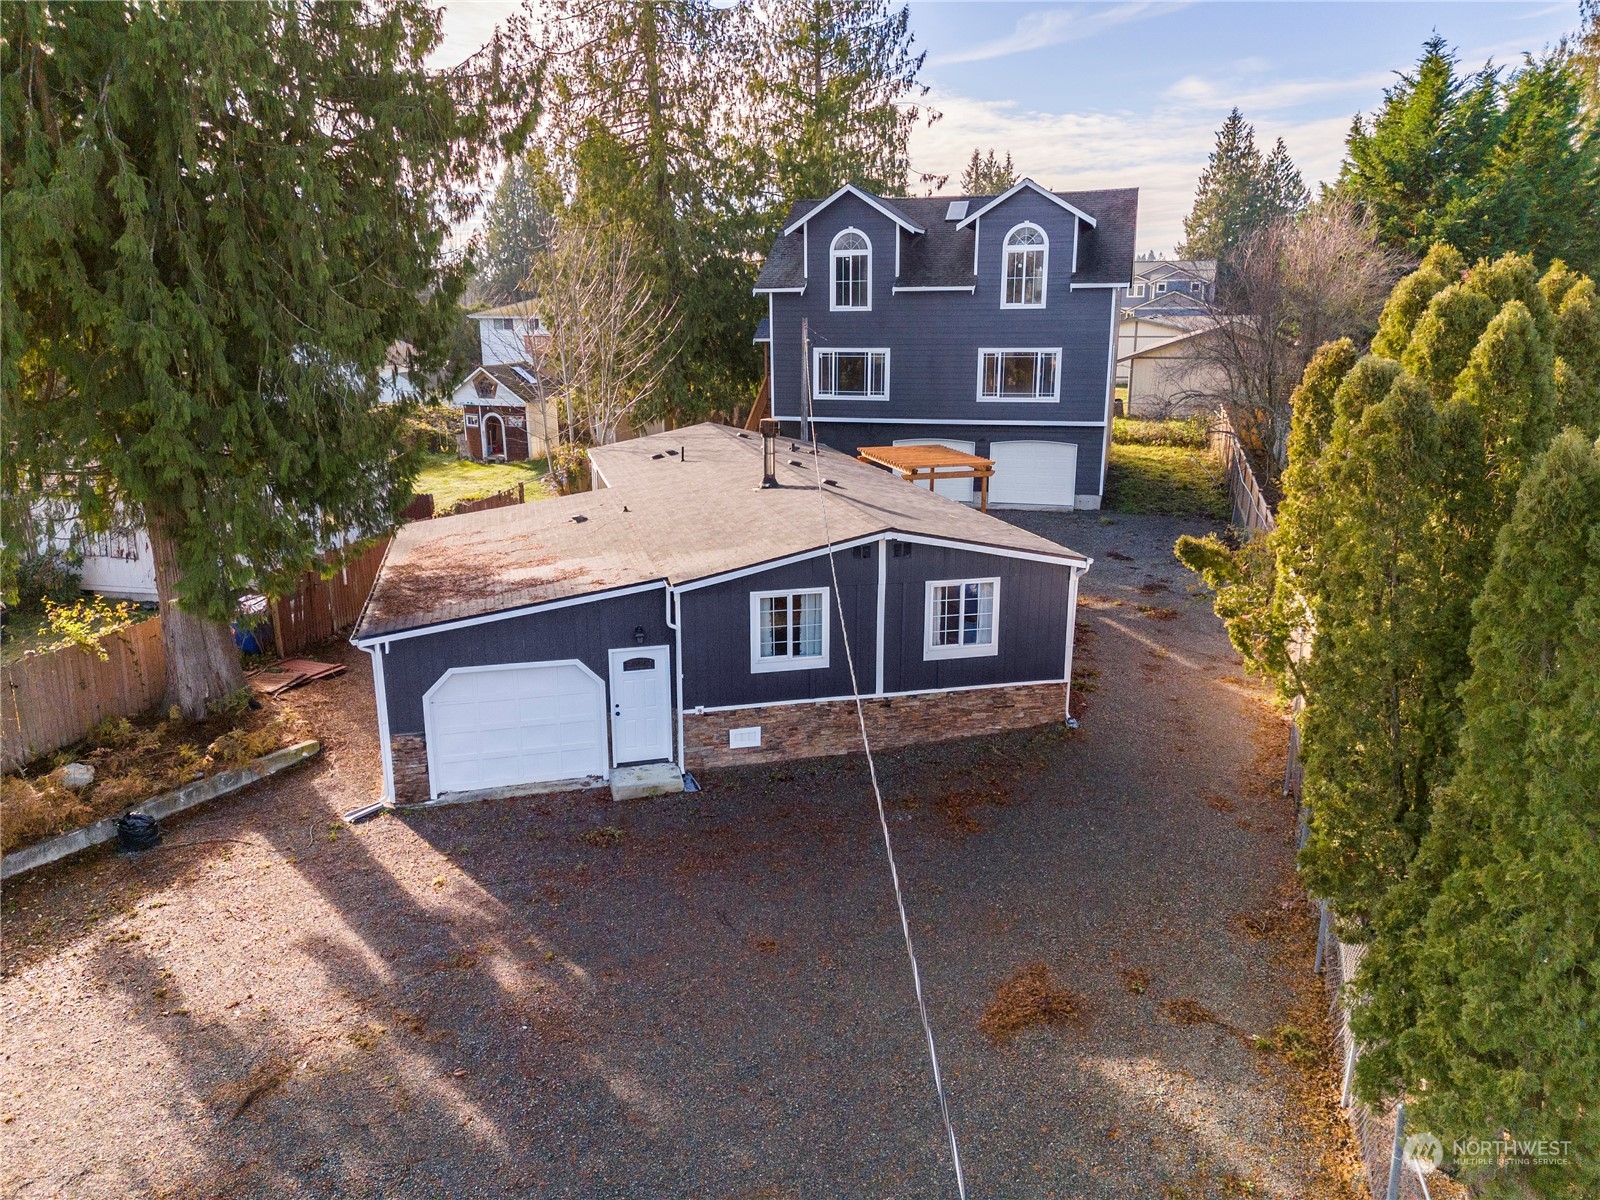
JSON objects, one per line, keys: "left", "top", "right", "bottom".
{"left": 1136, "top": 580, "right": 1171, "bottom": 595}
{"left": 1203, "top": 792, "right": 1237, "bottom": 813}
{"left": 2, "top": 699, "right": 311, "bottom": 854}
{"left": 1161, "top": 996, "right": 1229, "bottom": 1029}
{"left": 1136, "top": 604, "right": 1182, "bottom": 621}
{"left": 979, "top": 962, "right": 1085, "bottom": 1043}
{"left": 1118, "top": 967, "right": 1151, "bottom": 995}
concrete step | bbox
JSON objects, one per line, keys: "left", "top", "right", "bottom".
{"left": 610, "top": 762, "right": 684, "bottom": 802}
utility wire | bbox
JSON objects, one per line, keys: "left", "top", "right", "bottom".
{"left": 799, "top": 322, "right": 968, "bottom": 1198}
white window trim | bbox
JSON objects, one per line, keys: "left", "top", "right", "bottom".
{"left": 749, "top": 587, "right": 831, "bottom": 673}
{"left": 976, "top": 347, "right": 1063, "bottom": 404}
{"left": 924, "top": 578, "right": 1001, "bottom": 661}
{"left": 830, "top": 227, "right": 872, "bottom": 312}
{"left": 1001, "top": 222, "right": 1048, "bottom": 309}
{"left": 813, "top": 347, "right": 891, "bottom": 402}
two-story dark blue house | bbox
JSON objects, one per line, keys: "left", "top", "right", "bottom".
{"left": 753, "top": 179, "right": 1138, "bottom": 510}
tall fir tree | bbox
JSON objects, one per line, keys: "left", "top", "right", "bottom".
{"left": 1178, "top": 109, "right": 1305, "bottom": 260}
{"left": 959, "top": 147, "right": 1017, "bottom": 194}
{"left": 742, "top": 0, "right": 937, "bottom": 205}
{"left": 477, "top": 153, "right": 552, "bottom": 304}
{"left": 1, "top": 0, "right": 522, "bottom": 716}
{"left": 1339, "top": 33, "right": 1600, "bottom": 274}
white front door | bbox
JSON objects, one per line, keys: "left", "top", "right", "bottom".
{"left": 893, "top": 438, "right": 977, "bottom": 502}
{"left": 608, "top": 646, "right": 673, "bottom": 766}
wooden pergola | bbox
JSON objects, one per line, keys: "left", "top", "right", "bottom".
{"left": 855, "top": 444, "right": 996, "bottom": 512}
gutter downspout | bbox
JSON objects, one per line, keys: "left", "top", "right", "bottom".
{"left": 666, "top": 585, "right": 686, "bottom": 774}
{"left": 1062, "top": 562, "right": 1087, "bottom": 727}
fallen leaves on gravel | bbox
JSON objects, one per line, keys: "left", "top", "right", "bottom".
{"left": 1161, "top": 997, "right": 1228, "bottom": 1028}
{"left": 979, "top": 962, "right": 1084, "bottom": 1043}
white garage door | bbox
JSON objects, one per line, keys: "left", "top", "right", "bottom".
{"left": 424, "top": 661, "right": 607, "bottom": 797}
{"left": 989, "top": 440, "right": 1078, "bottom": 509}
{"left": 893, "top": 438, "right": 976, "bottom": 502}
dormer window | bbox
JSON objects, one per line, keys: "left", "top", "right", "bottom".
{"left": 831, "top": 229, "right": 870, "bottom": 311}
{"left": 474, "top": 375, "right": 499, "bottom": 399}
{"left": 1002, "top": 223, "right": 1047, "bottom": 308}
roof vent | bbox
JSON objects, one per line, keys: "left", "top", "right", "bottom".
{"left": 945, "top": 200, "right": 969, "bottom": 221}
{"left": 570, "top": 514, "right": 587, "bottom": 524}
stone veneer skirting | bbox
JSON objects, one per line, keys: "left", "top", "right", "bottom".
{"left": 390, "top": 733, "right": 430, "bottom": 804}
{"left": 683, "top": 682, "right": 1067, "bottom": 771}
{"left": 389, "top": 683, "right": 1066, "bottom": 799}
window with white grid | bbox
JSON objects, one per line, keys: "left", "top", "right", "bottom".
{"left": 925, "top": 579, "right": 1000, "bottom": 660}
{"left": 750, "top": 588, "right": 829, "bottom": 672}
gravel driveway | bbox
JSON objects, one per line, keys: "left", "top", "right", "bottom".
{"left": 1, "top": 513, "right": 1363, "bottom": 1200}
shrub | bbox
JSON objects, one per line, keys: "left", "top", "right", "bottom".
{"left": 41, "top": 595, "right": 142, "bottom": 658}
{"left": 207, "top": 723, "right": 285, "bottom": 768}
{"left": 9, "top": 549, "right": 81, "bottom": 613}
{"left": 1, "top": 774, "right": 89, "bottom": 853}
{"left": 89, "top": 715, "right": 136, "bottom": 749}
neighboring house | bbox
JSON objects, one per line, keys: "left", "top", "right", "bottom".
{"left": 1124, "top": 258, "right": 1215, "bottom": 309}
{"left": 470, "top": 300, "right": 549, "bottom": 366}
{"left": 1120, "top": 327, "right": 1230, "bottom": 417}
{"left": 753, "top": 180, "right": 1138, "bottom": 511}
{"left": 350, "top": 422, "right": 1091, "bottom": 806}
{"left": 449, "top": 302, "right": 561, "bottom": 462}
{"left": 379, "top": 341, "right": 421, "bottom": 405}
{"left": 1115, "top": 308, "right": 1212, "bottom": 388}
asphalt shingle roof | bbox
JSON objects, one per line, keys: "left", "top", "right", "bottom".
{"left": 355, "top": 423, "right": 1088, "bottom": 640}
{"left": 754, "top": 185, "right": 1138, "bottom": 292}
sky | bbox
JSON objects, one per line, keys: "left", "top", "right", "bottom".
{"left": 433, "top": 0, "right": 1582, "bottom": 254}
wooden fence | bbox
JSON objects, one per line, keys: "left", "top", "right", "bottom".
{"left": 441, "top": 484, "right": 524, "bottom": 518}
{"left": 268, "top": 538, "right": 392, "bottom": 657}
{"left": 1210, "top": 407, "right": 1277, "bottom": 534}
{"left": 1, "top": 618, "right": 167, "bottom": 772}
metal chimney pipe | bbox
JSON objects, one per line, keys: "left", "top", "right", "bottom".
{"left": 760, "top": 417, "right": 779, "bottom": 488}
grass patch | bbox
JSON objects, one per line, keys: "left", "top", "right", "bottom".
{"left": 1113, "top": 415, "right": 1208, "bottom": 448}
{"left": 413, "top": 452, "right": 553, "bottom": 512}
{"left": 1105, "top": 441, "right": 1230, "bottom": 520}
{"left": 979, "top": 962, "right": 1084, "bottom": 1043}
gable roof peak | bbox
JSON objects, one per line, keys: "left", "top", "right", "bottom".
{"left": 956, "top": 178, "right": 1099, "bottom": 230}
{"left": 782, "top": 183, "right": 926, "bottom": 237}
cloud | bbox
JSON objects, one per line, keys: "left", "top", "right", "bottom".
{"left": 1161, "top": 69, "right": 1394, "bottom": 114}
{"left": 909, "top": 90, "right": 1352, "bottom": 254}
{"left": 930, "top": 2, "right": 1183, "bottom": 66}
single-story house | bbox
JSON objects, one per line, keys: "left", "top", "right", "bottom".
{"left": 351, "top": 422, "right": 1092, "bottom": 805}
{"left": 450, "top": 363, "right": 561, "bottom": 461}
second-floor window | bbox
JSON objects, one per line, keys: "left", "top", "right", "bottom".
{"left": 978, "top": 349, "right": 1060, "bottom": 402}
{"left": 1003, "top": 223, "right": 1047, "bottom": 307}
{"left": 815, "top": 348, "right": 889, "bottom": 400}
{"left": 832, "top": 229, "right": 871, "bottom": 310}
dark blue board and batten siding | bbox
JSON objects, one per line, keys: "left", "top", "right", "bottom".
{"left": 768, "top": 188, "right": 1116, "bottom": 491}
{"left": 377, "top": 586, "right": 672, "bottom": 737}
{"left": 678, "top": 540, "right": 1073, "bottom": 710}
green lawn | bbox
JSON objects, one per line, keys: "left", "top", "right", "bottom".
{"left": 413, "top": 453, "right": 553, "bottom": 512}
{"left": 1105, "top": 418, "right": 1230, "bottom": 520}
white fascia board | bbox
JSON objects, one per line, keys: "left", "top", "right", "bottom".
{"left": 799, "top": 415, "right": 1107, "bottom": 427}
{"left": 958, "top": 179, "right": 1098, "bottom": 230}
{"left": 691, "top": 676, "right": 1070, "bottom": 715}
{"left": 892, "top": 285, "right": 977, "bottom": 294}
{"left": 753, "top": 285, "right": 806, "bottom": 295}
{"left": 888, "top": 531, "right": 1088, "bottom": 568}
{"left": 353, "top": 580, "right": 669, "bottom": 648}
{"left": 1070, "top": 281, "right": 1133, "bottom": 290}
{"left": 783, "top": 184, "right": 926, "bottom": 237}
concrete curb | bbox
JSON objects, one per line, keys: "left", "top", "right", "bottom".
{"left": 1, "top": 740, "right": 321, "bottom": 881}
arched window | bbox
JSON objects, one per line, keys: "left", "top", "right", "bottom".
{"left": 831, "top": 229, "right": 871, "bottom": 311}
{"left": 1002, "top": 223, "right": 1047, "bottom": 308}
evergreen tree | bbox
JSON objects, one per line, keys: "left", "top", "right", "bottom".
{"left": 743, "top": 0, "right": 937, "bottom": 204}
{"left": 1178, "top": 109, "right": 1304, "bottom": 260}
{"left": 478, "top": 154, "right": 552, "bottom": 304}
{"left": 1, "top": 1, "right": 517, "bottom": 716}
{"left": 959, "top": 147, "right": 1017, "bottom": 195}
{"left": 1350, "top": 429, "right": 1600, "bottom": 1197}
{"left": 1339, "top": 34, "right": 1600, "bottom": 274}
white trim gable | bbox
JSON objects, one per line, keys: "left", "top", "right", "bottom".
{"left": 957, "top": 179, "right": 1098, "bottom": 230}
{"left": 783, "top": 184, "right": 926, "bottom": 237}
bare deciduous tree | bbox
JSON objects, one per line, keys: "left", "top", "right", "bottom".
{"left": 1188, "top": 200, "right": 1406, "bottom": 481}
{"left": 534, "top": 217, "right": 681, "bottom": 453}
